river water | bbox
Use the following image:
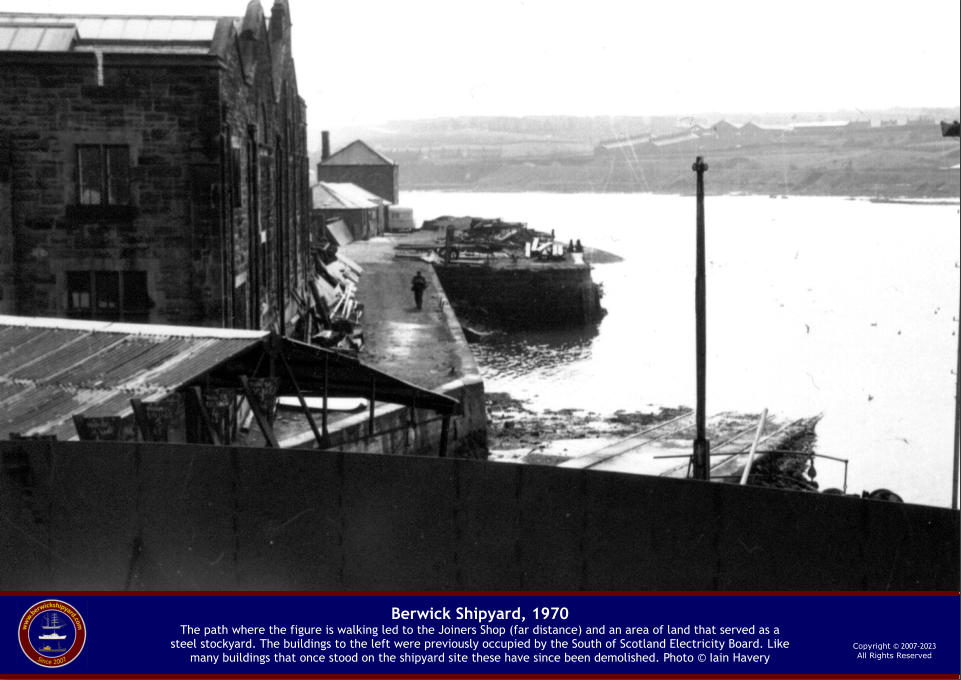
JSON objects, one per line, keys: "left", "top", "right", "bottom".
{"left": 402, "top": 190, "right": 960, "bottom": 508}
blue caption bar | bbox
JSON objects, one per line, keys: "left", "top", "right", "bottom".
{"left": 2, "top": 593, "right": 958, "bottom": 676}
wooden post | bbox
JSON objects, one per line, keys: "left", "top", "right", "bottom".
{"left": 239, "top": 375, "right": 279, "bottom": 448}
{"left": 322, "top": 352, "right": 329, "bottom": 440}
{"left": 692, "top": 156, "right": 710, "bottom": 481}
{"left": 72, "top": 415, "right": 91, "bottom": 441}
{"left": 739, "top": 409, "right": 768, "bottom": 485}
{"left": 277, "top": 350, "right": 326, "bottom": 449}
{"left": 368, "top": 377, "right": 376, "bottom": 438}
{"left": 439, "top": 414, "right": 451, "bottom": 458}
{"left": 189, "top": 386, "right": 222, "bottom": 445}
{"left": 130, "top": 398, "right": 150, "bottom": 442}
{"left": 407, "top": 392, "right": 418, "bottom": 447}
{"left": 444, "top": 225, "right": 454, "bottom": 264}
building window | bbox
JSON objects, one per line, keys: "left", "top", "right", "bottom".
{"left": 77, "top": 145, "right": 130, "bottom": 205}
{"left": 66, "top": 272, "right": 92, "bottom": 315}
{"left": 67, "top": 270, "right": 150, "bottom": 322}
{"left": 94, "top": 271, "right": 120, "bottom": 317}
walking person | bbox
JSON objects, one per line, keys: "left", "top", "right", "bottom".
{"left": 411, "top": 271, "right": 428, "bottom": 311}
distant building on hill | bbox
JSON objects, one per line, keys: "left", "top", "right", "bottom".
{"left": 738, "top": 122, "right": 793, "bottom": 140}
{"left": 316, "top": 136, "right": 399, "bottom": 204}
{"left": 712, "top": 120, "right": 741, "bottom": 138}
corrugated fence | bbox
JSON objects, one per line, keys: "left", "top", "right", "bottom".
{"left": 1, "top": 440, "right": 957, "bottom": 590}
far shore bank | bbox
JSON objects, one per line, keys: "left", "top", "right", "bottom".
{"left": 400, "top": 184, "right": 961, "bottom": 202}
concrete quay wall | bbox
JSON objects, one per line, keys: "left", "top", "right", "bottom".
{"left": 434, "top": 262, "right": 603, "bottom": 328}
{"left": 284, "top": 377, "right": 486, "bottom": 458}
{"left": 1, "top": 439, "right": 957, "bottom": 590}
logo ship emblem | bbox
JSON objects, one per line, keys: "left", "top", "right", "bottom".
{"left": 18, "top": 600, "right": 86, "bottom": 667}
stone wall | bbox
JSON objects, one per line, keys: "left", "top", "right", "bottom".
{"left": 0, "top": 54, "right": 223, "bottom": 324}
{"left": 218, "top": 2, "right": 310, "bottom": 332}
{"left": 0, "top": 6, "right": 311, "bottom": 331}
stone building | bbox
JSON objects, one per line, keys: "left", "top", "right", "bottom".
{"left": 0, "top": 1, "right": 310, "bottom": 332}
{"left": 316, "top": 136, "right": 399, "bottom": 204}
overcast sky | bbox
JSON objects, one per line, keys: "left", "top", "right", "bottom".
{"left": 6, "top": 0, "right": 961, "bottom": 137}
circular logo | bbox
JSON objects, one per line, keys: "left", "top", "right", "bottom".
{"left": 18, "top": 600, "right": 86, "bottom": 668}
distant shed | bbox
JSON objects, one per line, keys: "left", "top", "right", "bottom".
{"left": 311, "top": 181, "right": 387, "bottom": 243}
{"left": 387, "top": 206, "right": 416, "bottom": 232}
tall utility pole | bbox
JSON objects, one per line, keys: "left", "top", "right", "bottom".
{"left": 942, "top": 120, "right": 960, "bottom": 509}
{"left": 692, "top": 156, "right": 710, "bottom": 481}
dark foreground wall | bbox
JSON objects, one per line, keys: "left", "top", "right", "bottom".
{"left": 1, "top": 440, "right": 957, "bottom": 591}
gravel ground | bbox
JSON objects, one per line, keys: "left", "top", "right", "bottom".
{"left": 485, "top": 391, "right": 688, "bottom": 463}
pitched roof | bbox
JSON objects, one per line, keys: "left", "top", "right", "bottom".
{"left": 0, "top": 12, "right": 224, "bottom": 54}
{"left": 0, "top": 23, "right": 78, "bottom": 51}
{"left": 312, "top": 182, "right": 389, "bottom": 210}
{"left": 320, "top": 140, "right": 395, "bottom": 166}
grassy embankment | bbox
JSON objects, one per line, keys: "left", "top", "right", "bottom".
{"left": 371, "top": 123, "right": 960, "bottom": 199}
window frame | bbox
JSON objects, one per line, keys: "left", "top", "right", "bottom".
{"left": 76, "top": 144, "right": 131, "bottom": 206}
{"left": 66, "top": 270, "right": 150, "bottom": 322}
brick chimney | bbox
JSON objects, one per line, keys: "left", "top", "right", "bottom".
{"left": 321, "top": 130, "right": 330, "bottom": 161}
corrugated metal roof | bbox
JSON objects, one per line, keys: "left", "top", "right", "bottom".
{"left": 651, "top": 132, "right": 700, "bottom": 147}
{"left": 0, "top": 13, "right": 218, "bottom": 51}
{"left": 0, "top": 23, "right": 77, "bottom": 51}
{"left": 0, "top": 315, "right": 266, "bottom": 439}
{"left": 312, "top": 182, "right": 388, "bottom": 210}
{"left": 0, "top": 314, "right": 462, "bottom": 440}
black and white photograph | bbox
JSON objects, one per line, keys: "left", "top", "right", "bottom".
{"left": 0, "top": 0, "right": 959, "bottom": 675}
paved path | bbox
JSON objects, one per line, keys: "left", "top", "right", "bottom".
{"left": 342, "top": 237, "right": 480, "bottom": 392}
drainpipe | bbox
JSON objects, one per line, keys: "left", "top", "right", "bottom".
{"left": 218, "top": 123, "right": 229, "bottom": 327}
{"left": 0, "top": 133, "right": 17, "bottom": 314}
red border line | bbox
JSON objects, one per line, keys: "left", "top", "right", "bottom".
{"left": 1, "top": 590, "right": 958, "bottom": 596}
{"left": 0, "top": 674, "right": 956, "bottom": 679}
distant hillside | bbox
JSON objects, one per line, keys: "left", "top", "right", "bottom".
{"left": 314, "top": 110, "right": 961, "bottom": 199}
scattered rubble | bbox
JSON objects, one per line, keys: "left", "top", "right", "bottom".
{"left": 418, "top": 215, "right": 623, "bottom": 263}
{"left": 486, "top": 391, "right": 686, "bottom": 461}
{"left": 302, "top": 243, "right": 365, "bottom": 352}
